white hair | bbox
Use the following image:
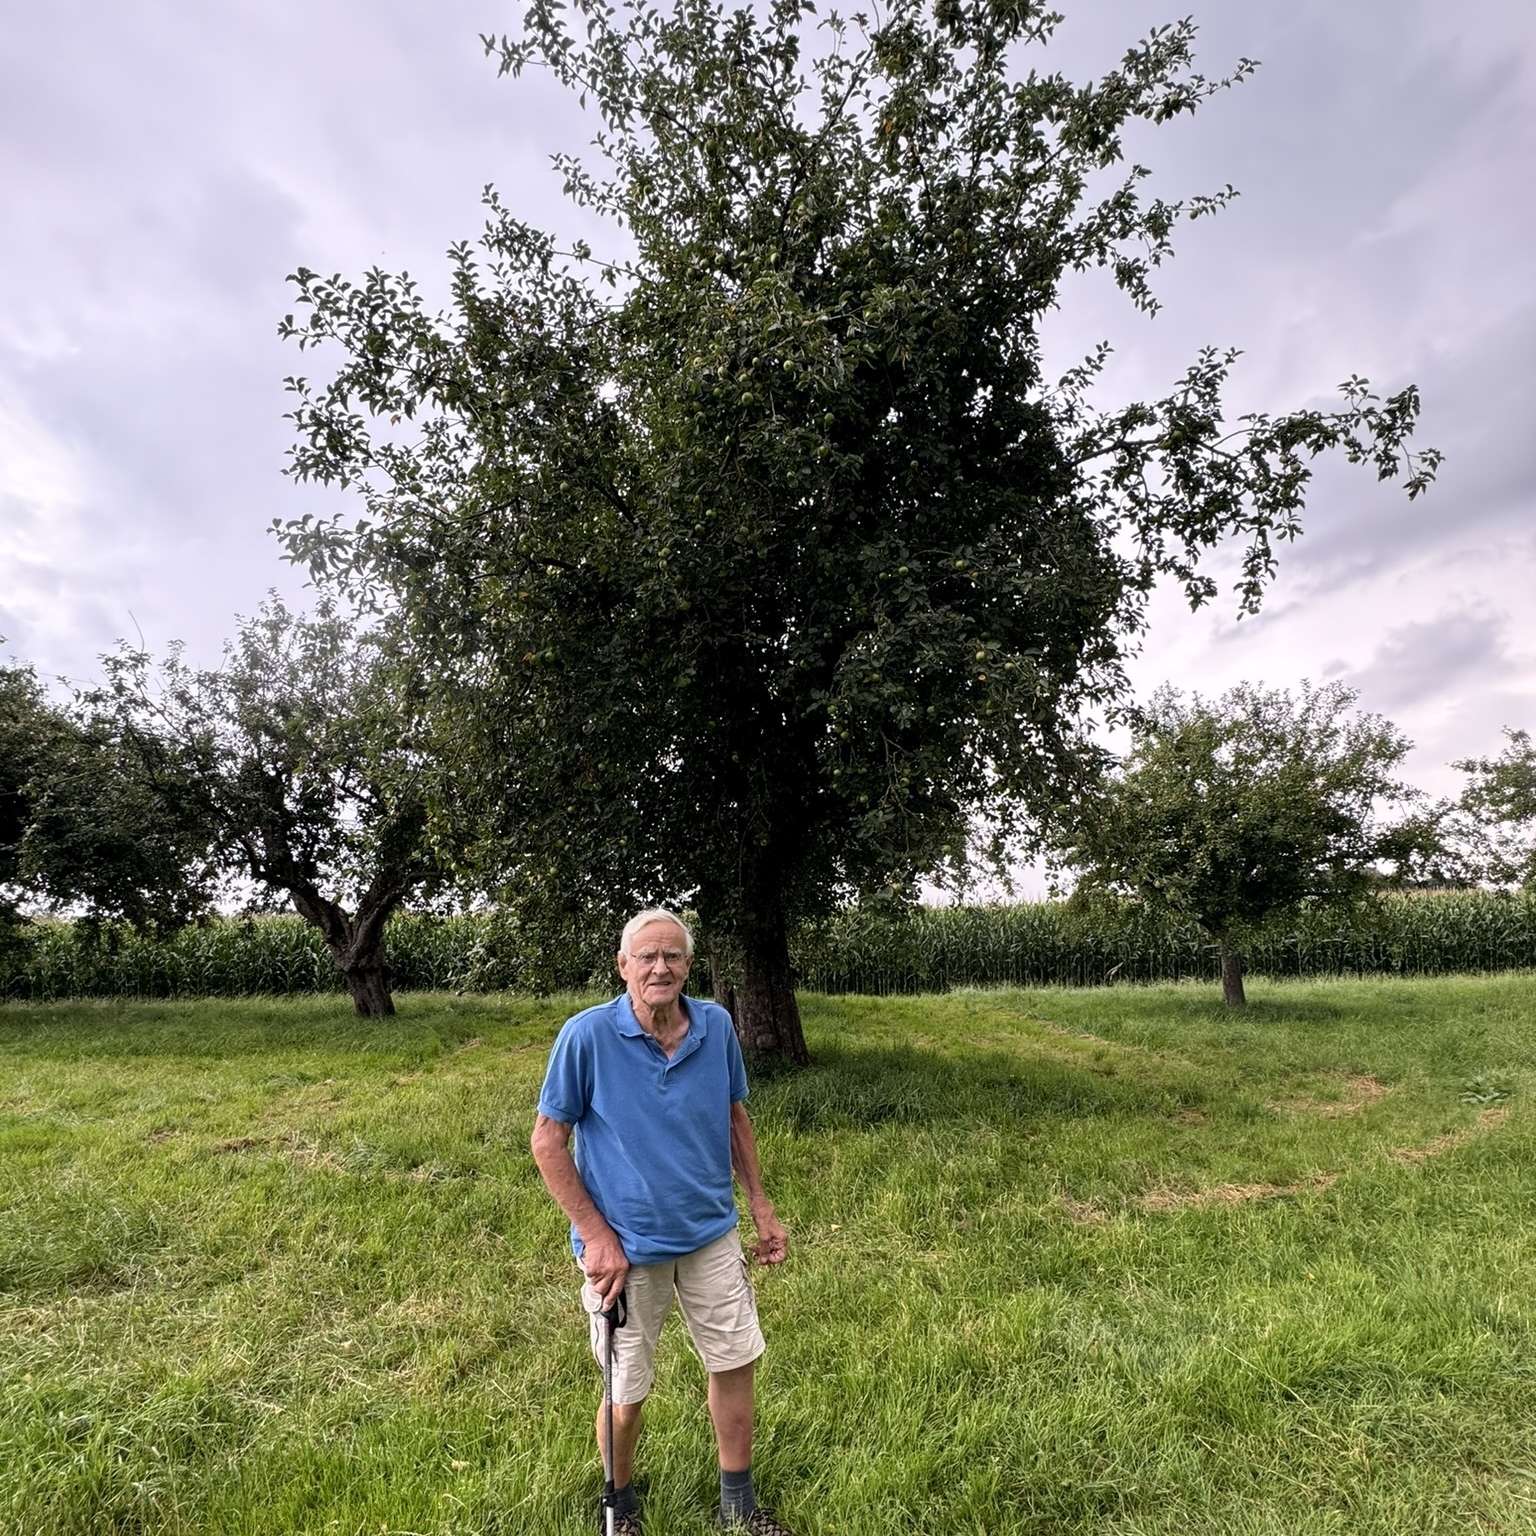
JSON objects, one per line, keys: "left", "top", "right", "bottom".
{"left": 619, "top": 907, "right": 695, "bottom": 958}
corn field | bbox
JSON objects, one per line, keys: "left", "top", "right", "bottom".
{"left": 0, "top": 910, "right": 616, "bottom": 1004}
{"left": 791, "top": 890, "right": 1536, "bottom": 994}
{"left": 3, "top": 892, "right": 1533, "bottom": 1003}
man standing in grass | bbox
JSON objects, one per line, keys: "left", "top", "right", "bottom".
{"left": 531, "top": 907, "right": 793, "bottom": 1534}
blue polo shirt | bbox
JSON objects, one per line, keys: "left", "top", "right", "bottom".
{"left": 536, "top": 993, "right": 750, "bottom": 1264}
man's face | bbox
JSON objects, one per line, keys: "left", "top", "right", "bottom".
{"left": 618, "top": 920, "right": 693, "bottom": 1015}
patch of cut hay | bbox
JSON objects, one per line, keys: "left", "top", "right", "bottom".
{"left": 1268, "top": 1074, "right": 1389, "bottom": 1118}
{"left": 1059, "top": 1194, "right": 1109, "bottom": 1225}
{"left": 1134, "top": 1172, "right": 1339, "bottom": 1214}
{"left": 212, "top": 1135, "right": 269, "bottom": 1153}
{"left": 1390, "top": 1107, "right": 1509, "bottom": 1165}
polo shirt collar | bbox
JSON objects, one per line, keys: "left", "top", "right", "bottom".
{"left": 615, "top": 991, "right": 702, "bottom": 1045}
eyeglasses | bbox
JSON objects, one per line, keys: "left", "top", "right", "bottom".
{"left": 630, "top": 948, "right": 689, "bottom": 969}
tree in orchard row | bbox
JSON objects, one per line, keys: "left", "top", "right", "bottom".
{"left": 276, "top": 0, "right": 1439, "bottom": 1062}
{"left": 2, "top": 656, "right": 215, "bottom": 946}
{"left": 2, "top": 661, "right": 68, "bottom": 942}
{"left": 1453, "top": 729, "right": 1536, "bottom": 891}
{"left": 78, "top": 600, "right": 446, "bottom": 1016}
{"left": 1, "top": 660, "right": 79, "bottom": 950}
{"left": 1058, "top": 681, "right": 1438, "bottom": 1008}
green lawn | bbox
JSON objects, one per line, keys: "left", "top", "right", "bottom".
{"left": 2, "top": 976, "right": 1534, "bottom": 1535}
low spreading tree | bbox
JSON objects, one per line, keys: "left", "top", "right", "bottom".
{"left": 276, "top": 0, "right": 1439, "bottom": 1060}
{"left": 1057, "top": 681, "right": 1435, "bottom": 1006}
{"left": 1, "top": 661, "right": 70, "bottom": 944}
{"left": 1453, "top": 729, "right": 1536, "bottom": 891}
{"left": 84, "top": 598, "right": 446, "bottom": 1016}
{"left": 2, "top": 657, "right": 214, "bottom": 941}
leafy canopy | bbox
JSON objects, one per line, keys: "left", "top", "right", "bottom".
{"left": 2, "top": 656, "right": 214, "bottom": 935}
{"left": 80, "top": 598, "right": 447, "bottom": 930}
{"left": 1060, "top": 680, "right": 1434, "bottom": 944}
{"left": 1454, "top": 728, "right": 1536, "bottom": 890}
{"left": 1, "top": 661, "right": 71, "bottom": 934}
{"left": 274, "top": 0, "right": 1440, "bottom": 955}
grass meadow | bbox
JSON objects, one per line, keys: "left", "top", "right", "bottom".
{"left": 2, "top": 976, "right": 1534, "bottom": 1535}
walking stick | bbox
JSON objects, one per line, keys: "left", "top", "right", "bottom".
{"left": 600, "top": 1288, "right": 628, "bottom": 1536}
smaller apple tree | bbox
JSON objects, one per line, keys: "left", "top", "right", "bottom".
{"left": 1058, "top": 680, "right": 1434, "bottom": 1006}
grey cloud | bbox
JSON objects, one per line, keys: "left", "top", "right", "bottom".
{"left": 1, "top": 493, "right": 44, "bottom": 541}
{"left": 1278, "top": 303, "right": 1536, "bottom": 589}
{"left": 0, "top": 589, "right": 122, "bottom": 686}
{"left": 3, "top": 0, "right": 1535, "bottom": 770}
{"left": 1345, "top": 606, "right": 1518, "bottom": 714}
{"left": 1050, "top": 0, "right": 1533, "bottom": 326}
{"left": 1, "top": 555, "right": 66, "bottom": 601}
{"left": 1207, "top": 558, "right": 1380, "bottom": 643}
{"left": 1405, "top": 683, "right": 1536, "bottom": 798}
{"left": 1050, "top": 0, "right": 1536, "bottom": 603}
{"left": 1186, "top": 294, "right": 1536, "bottom": 623}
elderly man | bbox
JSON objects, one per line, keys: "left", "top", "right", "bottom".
{"left": 531, "top": 907, "right": 793, "bottom": 1535}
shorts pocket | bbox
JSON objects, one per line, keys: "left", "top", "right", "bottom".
{"left": 579, "top": 1272, "right": 604, "bottom": 1316}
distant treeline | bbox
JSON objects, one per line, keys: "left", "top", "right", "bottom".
{"left": 2, "top": 890, "right": 1532, "bottom": 1004}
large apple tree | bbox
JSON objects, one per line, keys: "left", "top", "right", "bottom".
{"left": 276, "top": 0, "right": 1439, "bottom": 1061}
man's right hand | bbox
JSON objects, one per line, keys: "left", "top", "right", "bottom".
{"left": 581, "top": 1228, "right": 630, "bottom": 1307}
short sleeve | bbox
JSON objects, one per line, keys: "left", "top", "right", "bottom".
{"left": 724, "top": 1011, "right": 749, "bottom": 1103}
{"left": 537, "top": 1017, "right": 591, "bottom": 1125}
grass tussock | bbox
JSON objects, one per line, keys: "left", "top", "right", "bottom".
{"left": 2, "top": 976, "right": 1535, "bottom": 1533}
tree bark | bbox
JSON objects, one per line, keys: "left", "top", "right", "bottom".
{"left": 343, "top": 957, "right": 396, "bottom": 1017}
{"left": 714, "top": 976, "right": 739, "bottom": 1023}
{"left": 731, "top": 899, "right": 810, "bottom": 1066}
{"left": 1220, "top": 943, "right": 1247, "bottom": 1008}
{"left": 328, "top": 902, "right": 401, "bottom": 1017}
{"left": 288, "top": 882, "right": 401, "bottom": 1017}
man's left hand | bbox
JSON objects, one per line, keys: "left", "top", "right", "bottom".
{"left": 750, "top": 1201, "right": 788, "bottom": 1265}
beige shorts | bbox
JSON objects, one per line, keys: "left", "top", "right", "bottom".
{"left": 580, "top": 1228, "right": 765, "bottom": 1403}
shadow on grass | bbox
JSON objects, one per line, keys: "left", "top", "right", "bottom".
{"left": 1026, "top": 984, "right": 1369, "bottom": 1027}
{"left": 748, "top": 1036, "right": 1208, "bottom": 1135}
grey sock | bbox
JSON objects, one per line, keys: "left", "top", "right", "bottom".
{"left": 720, "top": 1465, "right": 755, "bottom": 1522}
{"left": 612, "top": 1482, "right": 638, "bottom": 1516}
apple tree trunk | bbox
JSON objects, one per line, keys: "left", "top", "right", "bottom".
{"left": 727, "top": 896, "right": 810, "bottom": 1066}
{"left": 1220, "top": 942, "right": 1247, "bottom": 1009}
{"left": 341, "top": 956, "right": 396, "bottom": 1017}
{"left": 288, "top": 886, "right": 400, "bottom": 1018}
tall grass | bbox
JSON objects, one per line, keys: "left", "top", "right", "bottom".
{"left": 3, "top": 891, "right": 1533, "bottom": 1002}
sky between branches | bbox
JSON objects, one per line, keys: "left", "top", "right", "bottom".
{"left": 3, "top": 0, "right": 1532, "bottom": 817}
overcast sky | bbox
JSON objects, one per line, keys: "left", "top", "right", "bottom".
{"left": 4, "top": 0, "right": 1533, "bottom": 815}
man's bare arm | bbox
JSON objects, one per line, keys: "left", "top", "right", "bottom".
{"left": 529, "top": 1113, "right": 628, "bottom": 1302}
{"left": 730, "top": 1100, "right": 788, "bottom": 1264}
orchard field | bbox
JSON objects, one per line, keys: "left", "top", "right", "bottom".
{"left": 3, "top": 974, "right": 1534, "bottom": 1533}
